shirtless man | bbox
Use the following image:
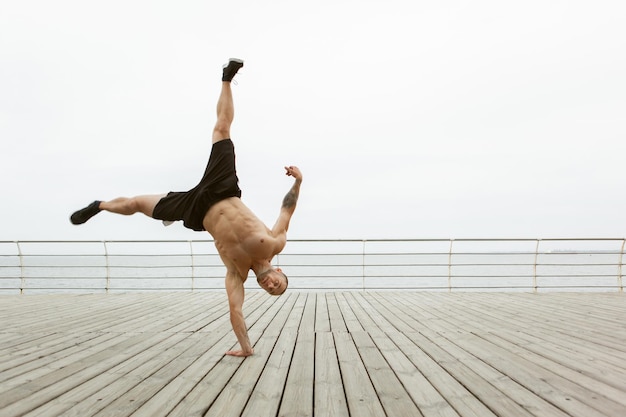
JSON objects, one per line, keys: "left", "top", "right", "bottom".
{"left": 70, "top": 58, "right": 302, "bottom": 356}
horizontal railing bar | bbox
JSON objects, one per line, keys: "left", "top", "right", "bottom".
{"left": 11, "top": 252, "right": 622, "bottom": 257}
{"left": 13, "top": 251, "right": 620, "bottom": 255}
{"left": 3, "top": 239, "right": 624, "bottom": 293}
{"left": 4, "top": 237, "right": 625, "bottom": 244}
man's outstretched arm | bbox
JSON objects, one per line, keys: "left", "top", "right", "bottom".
{"left": 272, "top": 166, "right": 303, "bottom": 238}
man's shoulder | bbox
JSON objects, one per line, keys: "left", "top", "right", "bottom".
{"left": 225, "top": 267, "right": 248, "bottom": 281}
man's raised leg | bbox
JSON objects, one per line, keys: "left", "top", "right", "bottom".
{"left": 70, "top": 194, "right": 166, "bottom": 225}
{"left": 213, "top": 58, "right": 243, "bottom": 144}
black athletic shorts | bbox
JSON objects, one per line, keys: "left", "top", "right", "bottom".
{"left": 152, "top": 139, "right": 242, "bottom": 231}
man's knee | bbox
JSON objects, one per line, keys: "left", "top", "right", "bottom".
{"left": 133, "top": 195, "right": 164, "bottom": 217}
{"left": 126, "top": 197, "right": 142, "bottom": 214}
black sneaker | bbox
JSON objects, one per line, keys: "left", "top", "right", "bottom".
{"left": 70, "top": 201, "right": 102, "bottom": 225}
{"left": 222, "top": 58, "right": 244, "bottom": 82}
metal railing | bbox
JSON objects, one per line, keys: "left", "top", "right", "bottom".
{"left": 0, "top": 238, "right": 624, "bottom": 294}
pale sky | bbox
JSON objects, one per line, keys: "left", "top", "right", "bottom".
{"left": 1, "top": 0, "right": 625, "bottom": 241}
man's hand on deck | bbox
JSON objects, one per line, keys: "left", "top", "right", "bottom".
{"left": 226, "top": 348, "right": 254, "bottom": 357}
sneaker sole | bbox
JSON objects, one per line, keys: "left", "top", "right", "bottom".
{"left": 223, "top": 58, "right": 244, "bottom": 68}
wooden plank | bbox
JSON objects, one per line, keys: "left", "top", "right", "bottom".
{"left": 0, "top": 332, "right": 124, "bottom": 387}
{"left": 1, "top": 292, "right": 625, "bottom": 417}
{"left": 452, "top": 331, "right": 623, "bottom": 417}
{"left": 162, "top": 293, "right": 292, "bottom": 417}
{"left": 95, "top": 294, "right": 206, "bottom": 334}
{"left": 350, "top": 331, "right": 423, "bottom": 417}
{"left": 480, "top": 330, "right": 626, "bottom": 406}
{"left": 446, "top": 294, "right": 626, "bottom": 384}
{"left": 452, "top": 294, "right": 626, "bottom": 374}
{"left": 341, "top": 293, "right": 379, "bottom": 330}
{"left": 0, "top": 332, "right": 54, "bottom": 352}
{"left": 335, "top": 293, "right": 363, "bottom": 333}
{"left": 365, "top": 294, "right": 499, "bottom": 417}
{"left": 420, "top": 330, "right": 570, "bottom": 417}
{"left": 333, "top": 331, "right": 385, "bottom": 417}
{"left": 241, "top": 294, "right": 306, "bottom": 417}
{"left": 368, "top": 330, "right": 461, "bottom": 417}
{"left": 278, "top": 293, "right": 316, "bottom": 417}
{"left": 92, "top": 331, "right": 230, "bottom": 417}
{"left": 3, "top": 292, "right": 234, "bottom": 415}
{"left": 204, "top": 294, "right": 299, "bottom": 417}
{"left": 432, "top": 296, "right": 626, "bottom": 404}
{"left": 347, "top": 293, "right": 461, "bottom": 417}
{"left": 0, "top": 331, "right": 176, "bottom": 416}
{"left": 13, "top": 294, "right": 173, "bottom": 334}
{"left": 111, "top": 295, "right": 260, "bottom": 417}
{"left": 166, "top": 294, "right": 291, "bottom": 417}
{"left": 424, "top": 292, "right": 626, "bottom": 394}
{"left": 120, "top": 328, "right": 234, "bottom": 417}
{"left": 481, "top": 294, "right": 626, "bottom": 353}
{"left": 387, "top": 330, "right": 498, "bottom": 417}
{"left": 0, "top": 330, "right": 136, "bottom": 393}
{"left": 392, "top": 292, "right": 626, "bottom": 417}
{"left": 0, "top": 331, "right": 111, "bottom": 375}
{"left": 28, "top": 332, "right": 194, "bottom": 417}
{"left": 512, "top": 296, "right": 626, "bottom": 358}
{"left": 1, "top": 294, "right": 226, "bottom": 392}
{"left": 396, "top": 294, "right": 562, "bottom": 417}
{"left": 326, "top": 293, "right": 347, "bottom": 332}
{"left": 315, "top": 292, "right": 330, "bottom": 332}
{"left": 314, "top": 332, "right": 349, "bottom": 417}
{"left": 148, "top": 293, "right": 226, "bottom": 333}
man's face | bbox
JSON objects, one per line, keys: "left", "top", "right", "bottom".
{"left": 257, "top": 268, "right": 288, "bottom": 296}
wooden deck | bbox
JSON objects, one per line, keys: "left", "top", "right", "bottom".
{"left": 0, "top": 292, "right": 625, "bottom": 417}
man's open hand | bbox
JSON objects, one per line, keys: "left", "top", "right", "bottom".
{"left": 225, "top": 349, "right": 254, "bottom": 357}
{"left": 284, "top": 166, "right": 302, "bottom": 181}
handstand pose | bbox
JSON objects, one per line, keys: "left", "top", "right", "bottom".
{"left": 70, "top": 59, "right": 302, "bottom": 357}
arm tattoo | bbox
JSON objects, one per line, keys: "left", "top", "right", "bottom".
{"left": 282, "top": 183, "right": 300, "bottom": 209}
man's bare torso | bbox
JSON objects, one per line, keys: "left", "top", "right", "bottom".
{"left": 203, "top": 197, "right": 285, "bottom": 279}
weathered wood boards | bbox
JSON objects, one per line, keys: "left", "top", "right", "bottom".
{"left": 0, "top": 292, "right": 624, "bottom": 416}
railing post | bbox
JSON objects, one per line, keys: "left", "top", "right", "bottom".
{"left": 448, "top": 239, "right": 454, "bottom": 292}
{"left": 16, "top": 241, "right": 24, "bottom": 295}
{"left": 189, "top": 240, "right": 195, "bottom": 291}
{"left": 618, "top": 239, "right": 625, "bottom": 293}
{"left": 533, "top": 239, "right": 540, "bottom": 293}
{"left": 362, "top": 239, "right": 366, "bottom": 292}
{"left": 103, "top": 241, "right": 110, "bottom": 294}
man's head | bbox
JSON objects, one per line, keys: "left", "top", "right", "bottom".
{"left": 256, "top": 267, "right": 289, "bottom": 296}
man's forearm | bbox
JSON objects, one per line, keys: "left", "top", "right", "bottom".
{"left": 282, "top": 179, "right": 302, "bottom": 210}
{"left": 230, "top": 310, "right": 253, "bottom": 353}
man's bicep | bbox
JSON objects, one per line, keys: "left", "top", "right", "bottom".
{"left": 272, "top": 209, "right": 293, "bottom": 235}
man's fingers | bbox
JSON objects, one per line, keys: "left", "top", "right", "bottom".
{"left": 225, "top": 349, "right": 254, "bottom": 357}
{"left": 284, "top": 166, "right": 302, "bottom": 181}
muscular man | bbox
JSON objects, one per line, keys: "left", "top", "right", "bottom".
{"left": 70, "top": 58, "right": 302, "bottom": 356}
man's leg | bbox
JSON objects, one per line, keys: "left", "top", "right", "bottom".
{"left": 212, "top": 82, "right": 234, "bottom": 144}
{"left": 70, "top": 194, "right": 166, "bottom": 225}
{"left": 100, "top": 194, "right": 166, "bottom": 216}
{"left": 213, "top": 59, "right": 243, "bottom": 144}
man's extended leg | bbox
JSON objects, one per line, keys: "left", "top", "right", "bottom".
{"left": 70, "top": 194, "right": 166, "bottom": 225}
{"left": 213, "top": 59, "right": 243, "bottom": 144}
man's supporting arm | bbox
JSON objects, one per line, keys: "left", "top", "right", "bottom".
{"left": 225, "top": 271, "right": 254, "bottom": 356}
